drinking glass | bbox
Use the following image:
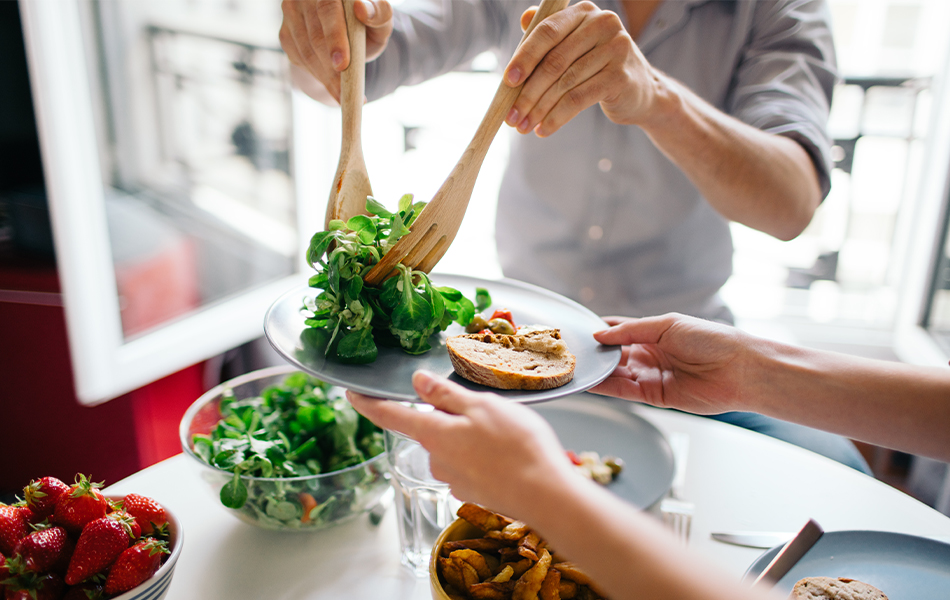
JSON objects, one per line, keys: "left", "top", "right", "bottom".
{"left": 385, "top": 429, "right": 460, "bottom": 576}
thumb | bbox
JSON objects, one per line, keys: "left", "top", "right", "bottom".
{"left": 520, "top": 7, "right": 537, "bottom": 31}
{"left": 593, "top": 314, "right": 677, "bottom": 346}
{"left": 355, "top": 0, "right": 393, "bottom": 28}
{"left": 413, "top": 370, "right": 481, "bottom": 415}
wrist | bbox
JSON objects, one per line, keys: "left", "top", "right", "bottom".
{"left": 738, "top": 334, "right": 815, "bottom": 416}
{"left": 505, "top": 462, "right": 590, "bottom": 526}
{"left": 636, "top": 69, "right": 686, "bottom": 132}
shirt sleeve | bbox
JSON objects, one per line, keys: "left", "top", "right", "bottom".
{"left": 726, "top": 0, "right": 839, "bottom": 199}
{"left": 364, "top": 0, "right": 519, "bottom": 101}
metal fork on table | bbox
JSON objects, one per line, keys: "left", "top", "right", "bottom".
{"left": 660, "top": 432, "right": 694, "bottom": 544}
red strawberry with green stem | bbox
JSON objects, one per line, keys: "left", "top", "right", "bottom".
{"left": 103, "top": 538, "right": 168, "bottom": 595}
{"left": 62, "top": 580, "right": 105, "bottom": 600}
{"left": 12, "top": 525, "right": 70, "bottom": 574}
{"left": 120, "top": 495, "right": 166, "bottom": 536}
{"left": 105, "top": 511, "right": 140, "bottom": 542}
{"left": 0, "top": 550, "right": 9, "bottom": 593}
{"left": 53, "top": 475, "right": 107, "bottom": 534}
{"left": 3, "top": 572, "right": 65, "bottom": 600}
{"left": 0, "top": 505, "right": 30, "bottom": 556}
{"left": 64, "top": 516, "right": 132, "bottom": 586}
{"left": 23, "top": 477, "right": 70, "bottom": 520}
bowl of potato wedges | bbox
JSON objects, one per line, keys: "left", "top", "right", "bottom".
{"left": 430, "top": 502, "right": 609, "bottom": 600}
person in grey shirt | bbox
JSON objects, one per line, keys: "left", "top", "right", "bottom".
{"left": 281, "top": 0, "right": 871, "bottom": 474}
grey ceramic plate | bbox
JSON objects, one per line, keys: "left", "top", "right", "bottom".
{"left": 532, "top": 395, "right": 674, "bottom": 510}
{"left": 263, "top": 274, "right": 621, "bottom": 403}
{"left": 745, "top": 531, "right": 950, "bottom": 599}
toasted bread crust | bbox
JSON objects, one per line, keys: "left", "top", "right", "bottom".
{"left": 446, "top": 329, "right": 576, "bottom": 390}
{"left": 790, "top": 577, "right": 888, "bottom": 600}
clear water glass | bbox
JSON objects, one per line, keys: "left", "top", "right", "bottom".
{"left": 385, "top": 429, "right": 459, "bottom": 576}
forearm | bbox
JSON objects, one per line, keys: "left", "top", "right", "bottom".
{"left": 524, "top": 474, "right": 770, "bottom": 600}
{"left": 639, "top": 72, "right": 821, "bottom": 241}
{"left": 741, "top": 337, "right": 950, "bottom": 462}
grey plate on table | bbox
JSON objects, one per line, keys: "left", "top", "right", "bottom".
{"left": 263, "top": 274, "right": 621, "bottom": 403}
{"left": 744, "top": 531, "right": 950, "bottom": 599}
{"left": 532, "top": 395, "right": 674, "bottom": 510}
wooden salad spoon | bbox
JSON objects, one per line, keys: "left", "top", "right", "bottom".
{"left": 325, "top": 0, "right": 373, "bottom": 227}
{"left": 362, "top": 0, "right": 570, "bottom": 285}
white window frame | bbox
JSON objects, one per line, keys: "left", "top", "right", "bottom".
{"left": 894, "top": 47, "right": 950, "bottom": 367}
{"left": 19, "top": 0, "right": 325, "bottom": 405}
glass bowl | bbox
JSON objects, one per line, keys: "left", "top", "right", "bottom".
{"left": 179, "top": 364, "right": 390, "bottom": 530}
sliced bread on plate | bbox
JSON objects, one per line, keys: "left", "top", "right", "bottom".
{"left": 446, "top": 329, "right": 576, "bottom": 390}
{"left": 790, "top": 577, "right": 888, "bottom": 600}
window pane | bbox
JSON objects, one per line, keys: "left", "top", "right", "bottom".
{"left": 84, "top": 0, "right": 295, "bottom": 339}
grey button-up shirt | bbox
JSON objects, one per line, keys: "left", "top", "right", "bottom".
{"left": 365, "top": 0, "right": 836, "bottom": 321}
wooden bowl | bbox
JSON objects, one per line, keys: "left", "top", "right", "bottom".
{"left": 429, "top": 518, "right": 484, "bottom": 600}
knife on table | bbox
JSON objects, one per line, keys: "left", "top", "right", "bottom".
{"left": 713, "top": 530, "right": 950, "bottom": 549}
{"left": 711, "top": 531, "right": 793, "bottom": 549}
{"left": 750, "top": 519, "right": 824, "bottom": 587}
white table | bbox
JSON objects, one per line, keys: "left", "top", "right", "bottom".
{"left": 105, "top": 404, "right": 950, "bottom": 599}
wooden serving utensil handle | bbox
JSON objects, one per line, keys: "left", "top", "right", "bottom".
{"left": 339, "top": 0, "right": 366, "bottom": 154}
{"left": 361, "top": 0, "right": 569, "bottom": 284}
{"left": 326, "top": 0, "right": 370, "bottom": 227}
{"left": 468, "top": 0, "right": 570, "bottom": 152}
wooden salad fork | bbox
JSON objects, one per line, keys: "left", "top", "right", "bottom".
{"left": 361, "top": 0, "right": 570, "bottom": 285}
{"left": 325, "top": 0, "right": 373, "bottom": 227}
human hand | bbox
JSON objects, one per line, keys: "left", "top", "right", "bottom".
{"left": 279, "top": 0, "right": 393, "bottom": 102}
{"left": 503, "top": 1, "right": 661, "bottom": 137}
{"left": 590, "top": 313, "right": 755, "bottom": 415}
{"left": 346, "top": 371, "right": 578, "bottom": 518}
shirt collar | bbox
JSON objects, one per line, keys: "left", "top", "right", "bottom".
{"left": 603, "top": 0, "right": 717, "bottom": 53}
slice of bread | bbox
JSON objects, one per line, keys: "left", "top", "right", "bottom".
{"left": 790, "top": 577, "right": 888, "bottom": 600}
{"left": 446, "top": 329, "right": 576, "bottom": 390}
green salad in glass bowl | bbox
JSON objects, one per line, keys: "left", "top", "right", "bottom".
{"left": 179, "top": 365, "right": 389, "bottom": 530}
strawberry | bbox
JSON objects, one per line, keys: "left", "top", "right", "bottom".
{"left": 62, "top": 581, "right": 104, "bottom": 600}
{"left": 3, "top": 572, "right": 65, "bottom": 600}
{"left": 64, "top": 517, "right": 131, "bottom": 586}
{"left": 12, "top": 526, "right": 70, "bottom": 574}
{"left": 0, "top": 505, "right": 30, "bottom": 556}
{"left": 0, "top": 550, "right": 8, "bottom": 592}
{"left": 23, "top": 478, "right": 70, "bottom": 520}
{"left": 105, "top": 512, "right": 140, "bottom": 541}
{"left": 103, "top": 538, "right": 168, "bottom": 595}
{"left": 120, "top": 495, "right": 166, "bottom": 536}
{"left": 53, "top": 475, "right": 107, "bottom": 534}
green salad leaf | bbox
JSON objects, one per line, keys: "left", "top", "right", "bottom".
{"left": 192, "top": 373, "right": 387, "bottom": 527}
{"left": 303, "top": 194, "right": 491, "bottom": 363}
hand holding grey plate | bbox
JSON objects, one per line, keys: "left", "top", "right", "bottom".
{"left": 263, "top": 274, "right": 621, "bottom": 403}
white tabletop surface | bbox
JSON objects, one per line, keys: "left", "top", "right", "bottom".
{"left": 105, "top": 403, "right": 950, "bottom": 599}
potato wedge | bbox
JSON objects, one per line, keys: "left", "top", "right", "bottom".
{"left": 492, "top": 565, "right": 515, "bottom": 583}
{"left": 551, "top": 563, "right": 608, "bottom": 598}
{"left": 486, "top": 521, "right": 531, "bottom": 541}
{"left": 502, "top": 558, "right": 534, "bottom": 579}
{"left": 558, "top": 580, "right": 578, "bottom": 599}
{"left": 512, "top": 548, "right": 552, "bottom": 600}
{"left": 458, "top": 503, "right": 513, "bottom": 531}
{"left": 450, "top": 549, "right": 493, "bottom": 581}
{"left": 469, "top": 580, "right": 517, "bottom": 600}
{"left": 456, "top": 557, "right": 482, "bottom": 588}
{"left": 539, "top": 568, "right": 561, "bottom": 600}
{"left": 440, "top": 556, "right": 467, "bottom": 592}
{"left": 517, "top": 531, "right": 541, "bottom": 561}
{"left": 443, "top": 538, "right": 512, "bottom": 556}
